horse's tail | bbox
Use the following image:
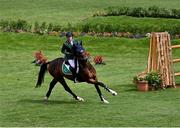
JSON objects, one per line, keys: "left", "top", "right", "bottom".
{"left": 36, "top": 62, "right": 49, "bottom": 88}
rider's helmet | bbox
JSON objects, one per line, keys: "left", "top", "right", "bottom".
{"left": 66, "top": 32, "right": 73, "bottom": 37}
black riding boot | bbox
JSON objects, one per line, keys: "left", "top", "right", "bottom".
{"left": 70, "top": 67, "right": 78, "bottom": 83}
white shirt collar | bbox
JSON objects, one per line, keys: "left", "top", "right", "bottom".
{"left": 70, "top": 41, "right": 73, "bottom": 45}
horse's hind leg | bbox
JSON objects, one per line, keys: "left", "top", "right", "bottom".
{"left": 58, "top": 77, "right": 84, "bottom": 102}
{"left": 97, "top": 82, "right": 117, "bottom": 96}
{"left": 94, "top": 84, "right": 109, "bottom": 104}
{"left": 45, "top": 78, "right": 57, "bottom": 101}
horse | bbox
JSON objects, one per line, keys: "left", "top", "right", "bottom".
{"left": 36, "top": 43, "right": 117, "bottom": 103}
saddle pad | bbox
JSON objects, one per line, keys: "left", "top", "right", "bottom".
{"left": 62, "top": 61, "right": 72, "bottom": 75}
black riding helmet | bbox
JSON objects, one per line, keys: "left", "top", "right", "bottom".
{"left": 66, "top": 32, "right": 73, "bottom": 37}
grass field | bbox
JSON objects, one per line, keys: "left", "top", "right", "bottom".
{"left": 0, "top": 0, "right": 180, "bottom": 24}
{"left": 0, "top": 0, "right": 180, "bottom": 127}
{"left": 0, "top": 32, "right": 180, "bottom": 127}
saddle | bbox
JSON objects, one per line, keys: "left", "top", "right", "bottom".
{"left": 62, "top": 61, "right": 72, "bottom": 75}
{"left": 62, "top": 60, "right": 79, "bottom": 76}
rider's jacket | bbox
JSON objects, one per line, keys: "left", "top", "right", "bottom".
{"left": 61, "top": 40, "right": 79, "bottom": 60}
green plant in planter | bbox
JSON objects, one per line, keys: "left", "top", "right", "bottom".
{"left": 133, "top": 74, "right": 149, "bottom": 91}
{"left": 133, "top": 76, "right": 143, "bottom": 82}
{"left": 133, "top": 73, "right": 147, "bottom": 84}
{"left": 145, "top": 71, "right": 162, "bottom": 89}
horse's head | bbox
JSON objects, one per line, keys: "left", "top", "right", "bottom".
{"left": 73, "top": 42, "right": 88, "bottom": 61}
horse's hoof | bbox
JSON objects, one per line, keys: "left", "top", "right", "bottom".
{"left": 112, "top": 91, "right": 117, "bottom": 96}
{"left": 77, "top": 96, "right": 85, "bottom": 102}
{"left": 102, "top": 99, "right": 109, "bottom": 104}
{"left": 109, "top": 89, "right": 117, "bottom": 96}
{"left": 102, "top": 97, "right": 109, "bottom": 104}
{"left": 44, "top": 96, "right": 48, "bottom": 101}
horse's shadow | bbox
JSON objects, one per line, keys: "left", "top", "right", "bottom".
{"left": 19, "top": 99, "right": 78, "bottom": 105}
{"left": 111, "top": 84, "right": 137, "bottom": 92}
{"left": 124, "top": 88, "right": 137, "bottom": 92}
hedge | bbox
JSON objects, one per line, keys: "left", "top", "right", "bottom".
{"left": 0, "top": 17, "right": 180, "bottom": 38}
{"left": 93, "top": 6, "right": 180, "bottom": 19}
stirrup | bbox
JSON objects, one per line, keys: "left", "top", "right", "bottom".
{"left": 74, "top": 77, "right": 78, "bottom": 83}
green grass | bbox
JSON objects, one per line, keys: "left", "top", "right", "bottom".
{"left": 1, "top": 0, "right": 180, "bottom": 127}
{"left": 0, "top": 0, "right": 179, "bottom": 24}
{"left": 79, "top": 16, "right": 180, "bottom": 34}
{"left": 0, "top": 32, "right": 180, "bottom": 127}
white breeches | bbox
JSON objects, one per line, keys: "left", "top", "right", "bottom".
{"left": 68, "top": 59, "right": 79, "bottom": 70}
{"left": 68, "top": 59, "right": 75, "bottom": 68}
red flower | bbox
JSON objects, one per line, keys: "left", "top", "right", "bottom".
{"left": 93, "top": 55, "right": 105, "bottom": 65}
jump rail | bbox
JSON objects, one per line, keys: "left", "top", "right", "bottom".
{"left": 175, "top": 72, "right": 180, "bottom": 76}
{"left": 172, "top": 44, "right": 180, "bottom": 78}
{"left": 173, "top": 59, "right": 180, "bottom": 63}
{"left": 172, "top": 45, "right": 180, "bottom": 49}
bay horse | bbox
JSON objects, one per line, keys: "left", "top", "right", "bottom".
{"left": 36, "top": 43, "right": 117, "bottom": 103}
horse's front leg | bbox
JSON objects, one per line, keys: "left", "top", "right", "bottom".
{"left": 88, "top": 78, "right": 109, "bottom": 103}
{"left": 97, "top": 82, "right": 117, "bottom": 96}
{"left": 94, "top": 84, "right": 109, "bottom": 104}
{"left": 58, "top": 77, "right": 84, "bottom": 102}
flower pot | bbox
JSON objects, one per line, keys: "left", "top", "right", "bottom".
{"left": 148, "top": 85, "right": 156, "bottom": 91}
{"left": 137, "top": 81, "right": 149, "bottom": 91}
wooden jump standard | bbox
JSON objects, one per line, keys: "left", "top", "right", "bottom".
{"left": 147, "top": 32, "right": 176, "bottom": 88}
{"left": 146, "top": 32, "right": 180, "bottom": 88}
{"left": 137, "top": 32, "right": 180, "bottom": 88}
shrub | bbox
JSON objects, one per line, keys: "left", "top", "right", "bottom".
{"left": 106, "top": 6, "right": 119, "bottom": 16}
{"left": 93, "top": 10, "right": 106, "bottom": 17}
{"left": 63, "top": 22, "right": 76, "bottom": 32}
{"left": 34, "top": 21, "right": 40, "bottom": 34}
{"left": 0, "top": 19, "right": 31, "bottom": 32}
{"left": 93, "top": 6, "right": 180, "bottom": 19}
{"left": 117, "top": 6, "right": 129, "bottom": 15}
{"left": 78, "top": 15, "right": 180, "bottom": 36}
{"left": 0, "top": 18, "right": 179, "bottom": 38}
{"left": 47, "top": 23, "right": 54, "bottom": 32}
{"left": 81, "top": 23, "right": 90, "bottom": 32}
{"left": 33, "top": 21, "right": 48, "bottom": 34}
{"left": 0, "top": 20, "right": 10, "bottom": 32}
{"left": 172, "top": 9, "right": 180, "bottom": 18}
{"left": 40, "top": 22, "right": 48, "bottom": 34}
{"left": 148, "top": 6, "right": 160, "bottom": 17}
{"left": 128, "top": 7, "right": 147, "bottom": 17}
{"left": 52, "top": 24, "right": 62, "bottom": 32}
{"left": 16, "top": 19, "right": 31, "bottom": 31}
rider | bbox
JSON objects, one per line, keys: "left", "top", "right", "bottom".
{"left": 61, "top": 32, "right": 79, "bottom": 83}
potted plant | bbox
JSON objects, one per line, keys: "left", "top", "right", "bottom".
{"left": 145, "top": 71, "right": 162, "bottom": 90}
{"left": 133, "top": 73, "right": 149, "bottom": 91}
{"left": 133, "top": 71, "right": 162, "bottom": 91}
